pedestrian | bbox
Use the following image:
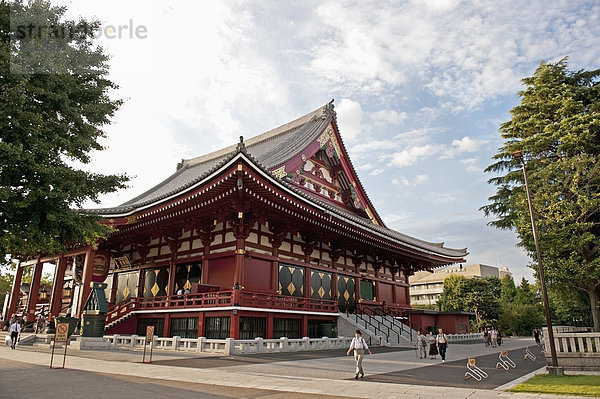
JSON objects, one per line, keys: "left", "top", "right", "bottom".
{"left": 436, "top": 328, "right": 449, "bottom": 362}
{"left": 533, "top": 328, "right": 541, "bottom": 346}
{"left": 490, "top": 328, "right": 498, "bottom": 348}
{"left": 415, "top": 331, "right": 427, "bottom": 359}
{"left": 483, "top": 327, "right": 489, "bottom": 347}
{"left": 497, "top": 330, "right": 503, "bottom": 346}
{"left": 428, "top": 331, "right": 438, "bottom": 359}
{"left": 9, "top": 318, "right": 21, "bottom": 349}
{"left": 347, "top": 329, "right": 372, "bottom": 379}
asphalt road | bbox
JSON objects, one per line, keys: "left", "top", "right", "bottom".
{"left": 0, "top": 360, "right": 346, "bottom": 399}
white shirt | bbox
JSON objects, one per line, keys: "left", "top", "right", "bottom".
{"left": 349, "top": 336, "right": 369, "bottom": 350}
{"left": 9, "top": 323, "right": 21, "bottom": 333}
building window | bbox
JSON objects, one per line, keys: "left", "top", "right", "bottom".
{"left": 239, "top": 317, "right": 266, "bottom": 339}
{"left": 308, "top": 320, "right": 336, "bottom": 338}
{"left": 175, "top": 263, "right": 202, "bottom": 293}
{"left": 143, "top": 267, "right": 169, "bottom": 297}
{"left": 278, "top": 263, "right": 304, "bottom": 297}
{"left": 273, "top": 318, "right": 301, "bottom": 339}
{"left": 115, "top": 271, "right": 139, "bottom": 303}
{"left": 205, "top": 316, "right": 230, "bottom": 339}
{"left": 310, "top": 270, "right": 332, "bottom": 300}
{"left": 360, "top": 280, "right": 376, "bottom": 301}
{"left": 170, "top": 317, "right": 199, "bottom": 338}
{"left": 137, "top": 318, "right": 165, "bottom": 337}
{"left": 337, "top": 275, "right": 356, "bottom": 313}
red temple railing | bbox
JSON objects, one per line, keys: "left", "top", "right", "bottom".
{"left": 105, "top": 290, "right": 337, "bottom": 326}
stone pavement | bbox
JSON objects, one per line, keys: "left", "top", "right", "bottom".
{"left": 0, "top": 337, "right": 589, "bottom": 399}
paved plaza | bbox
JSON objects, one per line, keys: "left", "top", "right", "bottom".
{"left": 0, "top": 337, "right": 588, "bottom": 398}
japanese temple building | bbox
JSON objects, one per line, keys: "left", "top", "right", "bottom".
{"left": 6, "top": 101, "right": 467, "bottom": 339}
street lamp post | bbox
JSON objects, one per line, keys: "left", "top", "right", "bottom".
{"left": 512, "top": 151, "right": 562, "bottom": 374}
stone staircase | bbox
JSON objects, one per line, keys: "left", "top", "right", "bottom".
{"left": 341, "top": 313, "right": 417, "bottom": 346}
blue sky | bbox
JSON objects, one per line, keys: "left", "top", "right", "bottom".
{"left": 61, "top": 0, "right": 600, "bottom": 282}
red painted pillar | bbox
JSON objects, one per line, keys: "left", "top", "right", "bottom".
{"left": 110, "top": 271, "right": 119, "bottom": 305}
{"left": 266, "top": 313, "right": 274, "bottom": 339}
{"left": 197, "top": 312, "right": 205, "bottom": 337}
{"left": 164, "top": 313, "right": 171, "bottom": 337}
{"left": 304, "top": 266, "right": 311, "bottom": 299}
{"left": 302, "top": 315, "right": 308, "bottom": 338}
{"left": 271, "top": 260, "right": 279, "bottom": 292}
{"left": 230, "top": 312, "right": 240, "bottom": 339}
{"left": 168, "top": 259, "right": 177, "bottom": 296}
{"left": 26, "top": 258, "right": 43, "bottom": 321}
{"left": 7, "top": 261, "right": 24, "bottom": 319}
{"left": 234, "top": 237, "right": 245, "bottom": 286}
{"left": 48, "top": 256, "right": 67, "bottom": 321}
{"left": 391, "top": 271, "right": 397, "bottom": 305}
{"left": 76, "top": 247, "right": 96, "bottom": 318}
{"left": 138, "top": 268, "right": 146, "bottom": 298}
{"left": 331, "top": 271, "right": 338, "bottom": 302}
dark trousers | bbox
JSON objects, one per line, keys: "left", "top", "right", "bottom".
{"left": 438, "top": 343, "right": 447, "bottom": 360}
{"left": 10, "top": 331, "right": 18, "bottom": 348}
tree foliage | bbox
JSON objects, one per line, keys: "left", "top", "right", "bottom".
{"left": 498, "top": 277, "right": 544, "bottom": 335}
{"left": 438, "top": 275, "right": 501, "bottom": 329}
{"left": 500, "top": 274, "right": 517, "bottom": 304}
{"left": 0, "top": 0, "right": 128, "bottom": 257}
{"left": 547, "top": 283, "right": 594, "bottom": 327}
{"left": 481, "top": 58, "right": 600, "bottom": 330}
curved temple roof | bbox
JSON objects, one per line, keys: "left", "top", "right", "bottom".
{"left": 86, "top": 101, "right": 467, "bottom": 261}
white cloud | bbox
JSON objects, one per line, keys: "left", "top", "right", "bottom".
{"left": 369, "top": 109, "right": 408, "bottom": 126}
{"left": 461, "top": 158, "right": 481, "bottom": 173}
{"left": 442, "top": 136, "right": 487, "bottom": 158}
{"left": 389, "top": 145, "right": 441, "bottom": 167}
{"left": 308, "top": 1, "right": 600, "bottom": 110}
{"left": 382, "top": 212, "right": 413, "bottom": 223}
{"left": 369, "top": 169, "right": 384, "bottom": 176}
{"left": 393, "top": 174, "right": 429, "bottom": 186}
{"left": 336, "top": 99, "right": 363, "bottom": 141}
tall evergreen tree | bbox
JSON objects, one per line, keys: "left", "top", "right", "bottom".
{"left": 500, "top": 274, "right": 517, "bottom": 305}
{"left": 0, "top": 0, "right": 128, "bottom": 256}
{"left": 482, "top": 59, "right": 600, "bottom": 330}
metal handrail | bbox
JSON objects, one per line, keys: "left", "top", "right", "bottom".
{"left": 352, "top": 312, "right": 390, "bottom": 344}
{"left": 360, "top": 307, "right": 402, "bottom": 343}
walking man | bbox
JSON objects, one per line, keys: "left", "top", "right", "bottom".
{"left": 490, "top": 328, "right": 498, "bottom": 348}
{"left": 436, "top": 328, "right": 449, "bottom": 362}
{"left": 347, "top": 329, "right": 372, "bottom": 379}
{"left": 9, "top": 318, "right": 21, "bottom": 349}
{"left": 415, "top": 331, "right": 427, "bottom": 359}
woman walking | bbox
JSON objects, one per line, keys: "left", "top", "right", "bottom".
{"left": 347, "top": 329, "right": 372, "bottom": 379}
{"left": 428, "top": 331, "right": 438, "bottom": 359}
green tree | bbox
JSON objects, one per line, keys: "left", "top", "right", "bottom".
{"left": 515, "top": 277, "right": 538, "bottom": 305}
{"left": 500, "top": 274, "right": 517, "bottom": 305}
{"left": 0, "top": 0, "right": 128, "bottom": 257}
{"left": 547, "top": 283, "right": 594, "bottom": 327}
{"left": 0, "top": 270, "right": 13, "bottom": 311}
{"left": 498, "top": 278, "right": 544, "bottom": 335}
{"left": 482, "top": 59, "right": 600, "bottom": 331}
{"left": 438, "top": 276, "right": 500, "bottom": 329}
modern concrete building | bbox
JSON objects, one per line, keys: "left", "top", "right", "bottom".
{"left": 409, "top": 264, "right": 511, "bottom": 306}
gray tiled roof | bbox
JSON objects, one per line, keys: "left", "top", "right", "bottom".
{"left": 98, "top": 103, "right": 332, "bottom": 213}
{"left": 85, "top": 102, "right": 467, "bottom": 260}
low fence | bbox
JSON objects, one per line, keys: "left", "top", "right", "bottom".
{"left": 543, "top": 328, "right": 600, "bottom": 370}
{"left": 448, "top": 333, "right": 482, "bottom": 342}
{"left": 103, "top": 334, "right": 353, "bottom": 355}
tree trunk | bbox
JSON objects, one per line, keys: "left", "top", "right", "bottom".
{"left": 587, "top": 287, "right": 600, "bottom": 332}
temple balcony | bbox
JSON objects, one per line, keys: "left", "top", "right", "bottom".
{"left": 105, "top": 290, "right": 338, "bottom": 329}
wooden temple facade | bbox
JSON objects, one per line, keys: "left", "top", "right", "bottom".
{"left": 6, "top": 101, "right": 467, "bottom": 339}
